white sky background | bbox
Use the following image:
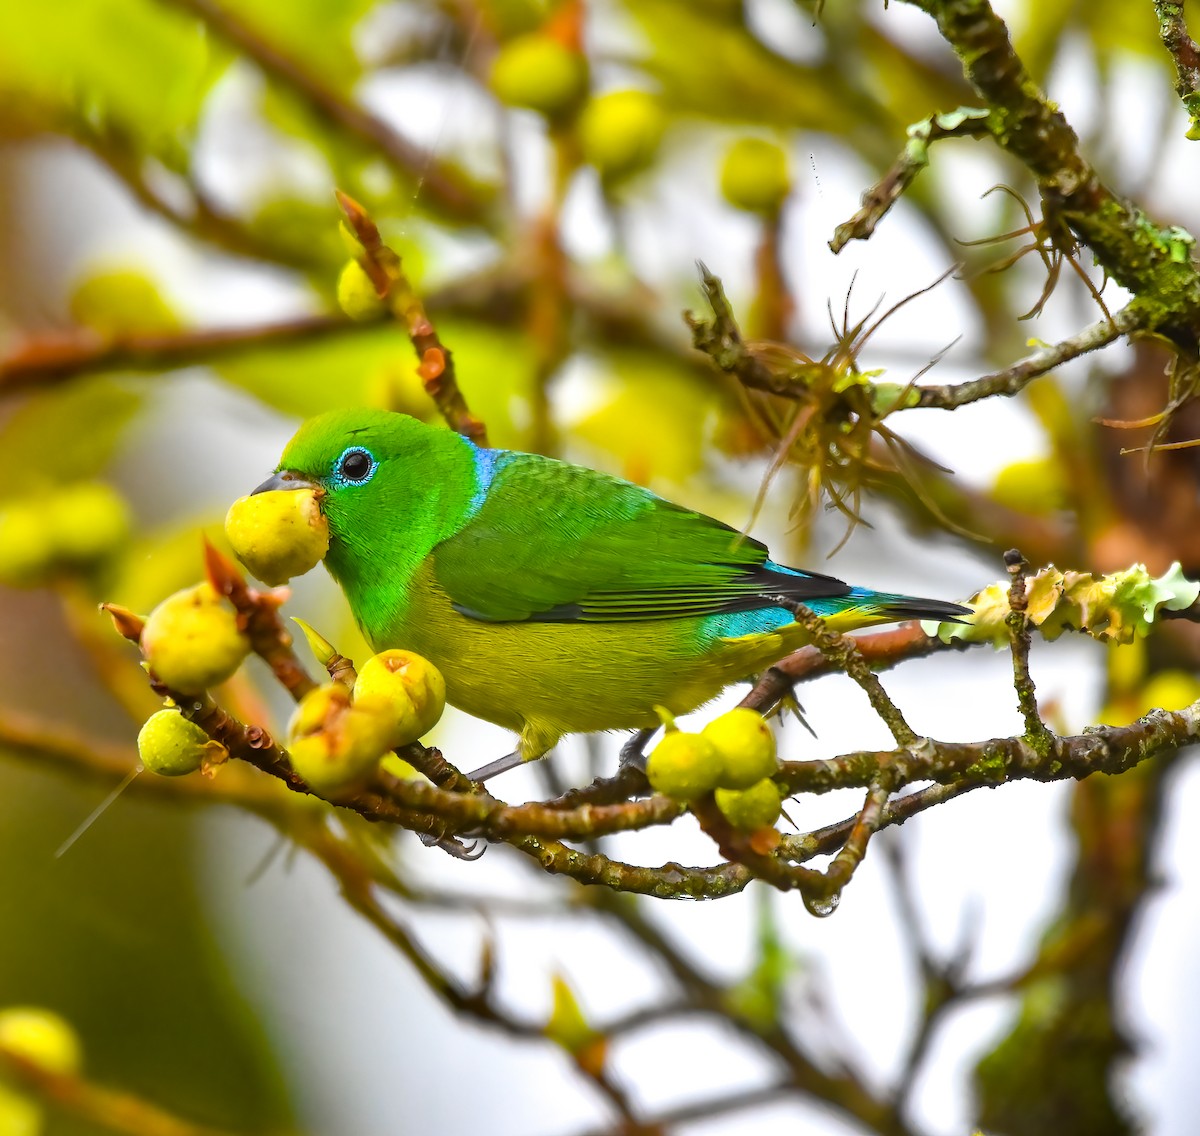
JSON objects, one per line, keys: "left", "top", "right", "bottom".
{"left": 14, "top": 0, "right": 1200, "bottom": 1132}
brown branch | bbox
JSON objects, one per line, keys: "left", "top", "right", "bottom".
{"left": 0, "top": 1047, "right": 237, "bottom": 1136}
{"left": 831, "top": 107, "right": 993, "bottom": 252}
{"left": 1003, "top": 549, "right": 1052, "bottom": 751}
{"left": 768, "top": 597, "right": 917, "bottom": 746}
{"left": 901, "top": 0, "right": 1200, "bottom": 342}
{"left": 203, "top": 543, "right": 317, "bottom": 701}
{"left": 913, "top": 305, "right": 1141, "bottom": 409}
{"left": 0, "top": 315, "right": 363, "bottom": 396}
{"left": 337, "top": 191, "right": 488, "bottom": 445}
{"left": 1153, "top": 1, "right": 1200, "bottom": 134}
{"left": 741, "top": 621, "right": 972, "bottom": 712}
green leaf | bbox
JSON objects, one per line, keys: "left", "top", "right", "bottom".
{"left": 0, "top": 379, "right": 141, "bottom": 497}
{"left": 0, "top": 0, "right": 225, "bottom": 153}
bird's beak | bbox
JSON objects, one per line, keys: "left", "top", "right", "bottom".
{"left": 251, "top": 470, "right": 322, "bottom": 495}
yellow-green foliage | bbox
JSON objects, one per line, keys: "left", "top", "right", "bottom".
{"left": 931, "top": 563, "right": 1200, "bottom": 647}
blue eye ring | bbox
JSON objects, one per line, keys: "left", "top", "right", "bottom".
{"left": 332, "top": 446, "right": 377, "bottom": 487}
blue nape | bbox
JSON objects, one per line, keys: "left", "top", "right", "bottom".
{"left": 465, "top": 442, "right": 512, "bottom": 518}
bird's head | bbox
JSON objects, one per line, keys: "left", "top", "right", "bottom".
{"left": 256, "top": 408, "right": 474, "bottom": 579}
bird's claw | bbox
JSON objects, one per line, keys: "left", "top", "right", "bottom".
{"left": 419, "top": 831, "right": 487, "bottom": 860}
{"left": 618, "top": 726, "right": 657, "bottom": 770}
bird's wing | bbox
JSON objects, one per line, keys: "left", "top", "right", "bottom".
{"left": 430, "top": 455, "right": 850, "bottom": 623}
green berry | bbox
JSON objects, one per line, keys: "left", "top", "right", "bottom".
{"left": 714, "top": 778, "right": 783, "bottom": 832}
{"left": 646, "top": 729, "right": 723, "bottom": 801}
{"left": 353, "top": 649, "right": 446, "bottom": 745}
{"left": 0, "top": 501, "right": 55, "bottom": 588}
{"left": 702, "top": 707, "right": 778, "bottom": 789}
{"left": 336, "top": 260, "right": 386, "bottom": 322}
{"left": 45, "top": 482, "right": 131, "bottom": 566}
{"left": 137, "top": 709, "right": 224, "bottom": 776}
{"left": 720, "top": 137, "right": 791, "bottom": 215}
{"left": 489, "top": 33, "right": 587, "bottom": 117}
{"left": 579, "top": 90, "right": 665, "bottom": 180}
{"left": 0, "top": 1007, "right": 81, "bottom": 1075}
{"left": 225, "top": 488, "right": 330, "bottom": 586}
{"left": 140, "top": 583, "right": 251, "bottom": 694}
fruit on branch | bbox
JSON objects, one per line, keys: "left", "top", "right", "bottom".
{"left": 353, "top": 649, "right": 446, "bottom": 745}
{"left": 140, "top": 583, "right": 251, "bottom": 694}
{"left": 137, "top": 708, "right": 226, "bottom": 776}
{"left": 579, "top": 89, "right": 665, "bottom": 182}
{"left": 336, "top": 259, "right": 386, "bottom": 322}
{"left": 0, "top": 1007, "right": 81, "bottom": 1074}
{"left": 489, "top": 33, "right": 587, "bottom": 118}
{"left": 990, "top": 457, "right": 1065, "bottom": 515}
{"left": 646, "top": 718, "right": 723, "bottom": 801}
{"left": 225, "top": 488, "right": 330, "bottom": 587}
{"left": 287, "top": 682, "right": 393, "bottom": 793}
{"left": 0, "top": 500, "right": 54, "bottom": 587}
{"left": 44, "top": 482, "right": 131, "bottom": 566}
{"left": 720, "top": 137, "right": 791, "bottom": 215}
{"left": 0, "top": 1007, "right": 77, "bottom": 1136}
{"left": 714, "top": 778, "right": 783, "bottom": 832}
{"left": 702, "top": 707, "right": 778, "bottom": 789}
{"left": 0, "top": 482, "right": 131, "bottom": 587}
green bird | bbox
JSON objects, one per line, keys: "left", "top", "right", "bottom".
{"left": 253, "top": 408, "right": 970, "bottom": 780}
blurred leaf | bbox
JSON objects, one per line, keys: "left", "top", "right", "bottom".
{"left": 233, "top": 0, "right": 377, "bottom": 92}
{"left": 623, "top": 0, "right": 862, "bottom": 131}
{"left": 723, "top": 890, "right": 796, "bottom": 1030}
{"left": 0, "top": 380, "right": 141, "bottom": 498}
{"left": 0, "top": 0, "right": 224, "bottom": 153}
{"left": 0, "top": 757, "right": 293, "bottom": 1133}
{"left": 573, "top": 352, "right": 723, "bottom": 487}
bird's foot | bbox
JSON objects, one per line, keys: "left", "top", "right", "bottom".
{"left": 465, "top": 749, "right": 525, "bottom": 782}
{"left": 762, "top": 682, "right": 817, "bottom": 738}
{"left": 419, "top": 830, "right": 487, "bottom": 860}
{"left": 618, "top": 727, "right": 657, "bottom": 771}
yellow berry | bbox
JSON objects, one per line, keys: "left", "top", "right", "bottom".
{"left": 287, "top": 683, "right": 393, "bottom": 793}
{"left": 137, "top": 709, "right": 225, "bottom": 776}
{"left": 646, "top": 730, "right": 723, "bottom": 801}
{"left": 0, "top": 501, "right": 55, "bottom": 588}
{"left": 702, "top": 707, "right": 778, "bottom": 790}
{"left": 45, "top": 482, "right": 131, "bottom": 566}
{"left": 991, "top": 458, "right": 1066, "bottom": 515}
{"left": 289, "top": 681, "right": 352, "bottom": 736}
{"left": 714, "top": 778, "right": 783, "bottom": 832}
{"left": 579, "top": 90, "right": 665, "bottom": 180}
{"left": 140, "top": 582, "right": 250, "bottom": 694}
{"left": 720, "top": 137, "right": 791, "bottom": 215}
{"left": 336, "top": 260, "right": 386, "bottom": 322}
{"left": 0, "top": 1085, "right": 39, "bottom": 1136}
{"left": 353, "top": 650, "right": 446, "bottom": 745}
{"left": 1138, "top": 670, "right": 1200, "bottom": 716}
{"left": 489, "top": 33, "right": 587, "bottom": 117}
{"left": 0, "top": 1007, "right": 81, "bottom": 1075}
{"left": 224, "top": 488, "right": 330, "bottom": 587}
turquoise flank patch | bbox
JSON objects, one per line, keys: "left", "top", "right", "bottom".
{"left": 701, "top": 589, "right": 889, "bottom": 645}
{"left": 701, "top": 606, "right": 795, "bottom": 644}
{"left": 465, "top": 443, "right": 512, "bottom": 519}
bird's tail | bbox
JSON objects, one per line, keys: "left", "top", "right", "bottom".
{"left": 843, "top": 588, "right": 973, "bottom": 625}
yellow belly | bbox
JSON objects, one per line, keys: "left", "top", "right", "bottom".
{"left": 365, "top": 571, "right": 806, "bottom": 758}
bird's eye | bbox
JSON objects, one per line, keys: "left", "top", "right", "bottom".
{"left": 334, "top": 446, "right": 377, "bottom": 486}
